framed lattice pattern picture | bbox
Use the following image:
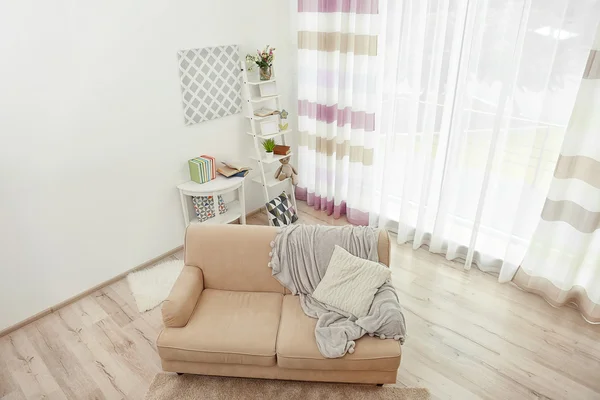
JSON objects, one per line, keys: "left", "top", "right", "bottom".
{"left": 177, "top": 45, "right": 242, "bottom": 125}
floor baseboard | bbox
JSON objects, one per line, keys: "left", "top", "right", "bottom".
{"left": 244, "top": 207, "right": 265, "bottom": 219}
{"left": 0, "top": 245, "right": 183, "bottom": 338}
{"left": 0, "top": 207, "right": 269, "bottom": 338}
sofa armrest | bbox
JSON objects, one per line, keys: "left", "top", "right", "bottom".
{"left": 378, "top": 229, "right": 391, "bottom": 267}
{"left": 161, "top": 265, "right": 203, "bottom": 328}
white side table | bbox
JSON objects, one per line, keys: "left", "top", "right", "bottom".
{"left": 177, "top": 176, "right": 246, "bottom": 226}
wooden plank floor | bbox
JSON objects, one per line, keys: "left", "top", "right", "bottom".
{"left": 1, "top": 202, "right": 599, "bottom": 400}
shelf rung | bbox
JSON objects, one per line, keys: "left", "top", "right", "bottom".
{"left": 251, "top": 175, "right": 291, "bottom": 188}
{"left": 246, "top": 79, "right": 277, "bottom": 86}
{"left": 246, "top": 129, "right": 292, "bottom": 139}
{"left": 245, "top": 114, "right": 278, "bottom": 121}
{"left": 248, "top": 95, "right": 280, "bottom": 103}
{"left": 249, "top": 152, "right": 293, "bottom": 164}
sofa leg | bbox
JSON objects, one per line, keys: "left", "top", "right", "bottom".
{"left": 376, "top": 384, "right": 384, "bottom": 387}
{"left": 177, "top": 373, "right": 184, "bottom": 376}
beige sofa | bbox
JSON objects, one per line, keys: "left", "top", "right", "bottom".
{"left": 157, "top": 224, "right": 401, "bottom": 385}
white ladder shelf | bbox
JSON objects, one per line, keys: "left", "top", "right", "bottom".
{"left": 241, "top": 62, "right": 297, "bottom": 226}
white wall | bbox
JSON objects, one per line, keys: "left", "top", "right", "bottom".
{"left": 0, "top": 0, "right": 295, "bottom": 330}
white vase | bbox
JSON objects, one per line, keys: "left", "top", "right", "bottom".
{"left": 265, "top": 152, "right": 274, "bottom": 161}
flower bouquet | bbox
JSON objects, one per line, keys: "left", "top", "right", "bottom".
{"left": 246, "top": 45, "right": 275, "bottom": 81}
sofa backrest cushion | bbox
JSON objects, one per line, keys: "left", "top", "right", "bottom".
{"left": 184, "top": 224, "right": 285, "bottom": 293}
{"left": 185, "top": 224, "right": 391, "bottom": 294}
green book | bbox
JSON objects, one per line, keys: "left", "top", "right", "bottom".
{"left": 188, "top": 157, "right": 210, "bottom": 184}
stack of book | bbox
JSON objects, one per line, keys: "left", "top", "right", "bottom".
{"left": 188, "top": 155, "right": 216, "bottom": 184}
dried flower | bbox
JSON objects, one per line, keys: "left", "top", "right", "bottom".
{"left": 246, "top": 45, "right": 276, "bottom": 71}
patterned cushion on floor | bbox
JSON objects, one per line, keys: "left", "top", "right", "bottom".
{"left": 192, "top": 195, "right": 227, "bottom": 222}
{"left": 266, "top": 191, "right": 298, "bottom": 226}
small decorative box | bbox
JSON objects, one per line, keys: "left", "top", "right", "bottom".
{"left": 192, "top": 195, "right": 228, "bottom": 222}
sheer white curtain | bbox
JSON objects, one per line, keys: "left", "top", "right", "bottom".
{"left": 371, "top": 0, "right": 600, "bottom": 273}
{"left": 511, "top": 26, "right": 600, "bottom": 322}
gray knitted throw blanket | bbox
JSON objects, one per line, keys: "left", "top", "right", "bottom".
{"left": 268, "top": 224, "right": 407, "bottom": 358}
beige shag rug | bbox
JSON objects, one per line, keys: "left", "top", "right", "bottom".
{"left": 145, "top": 373, "right": 430, "bottom": 400}
{"left": 126, "top": 259, "right": 184, "bottom": 312}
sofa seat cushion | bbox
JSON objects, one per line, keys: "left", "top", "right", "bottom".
{"left": 158, "top": 289, "right": 283, "bottom": 367}
{"left": 276, "top": 295, "right": 401, "bottom": 371}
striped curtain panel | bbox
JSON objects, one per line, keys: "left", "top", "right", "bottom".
{"left": 295, "top": 0, "right": 379, "bottom": 225}
{"left": 507, "top": 27, "right": 600, "bottom": 323}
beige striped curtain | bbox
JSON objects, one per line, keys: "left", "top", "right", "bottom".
{"left": 507, "top": 25, "right": 600, "bottom": 323}
{"left": 295, "top": 0, "right": 379, "bottom": 225}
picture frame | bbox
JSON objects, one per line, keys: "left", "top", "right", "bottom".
{"left": 259, "top": 81, "right": 277, "bottom": 97}
{"left": 260, "top": 119, "right": 279, "bottom": 136}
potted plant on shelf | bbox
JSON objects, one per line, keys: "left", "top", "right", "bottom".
{"left": 262, "top": 138, "right": 276, "bottom": 161}
{"left": 246, "top": 45, "right": 275, "bottom": 81}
